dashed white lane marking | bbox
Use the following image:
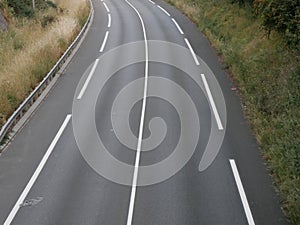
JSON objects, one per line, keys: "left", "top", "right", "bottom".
{"left": 107, "top": 13, "right": 111, "bottom": 27}
{"left": 172, "top": 18, "right": 184, "bottom": 34}
{"left": 201, "top": 73, "right": 224, "bottom": 130}
{"left": 3, "top": 115, "right": 72, "bottom": 225}
{"left": 77, "top": 59, "right": 100, "bottom": 100}
{"left": 99, "top": 31, "right": 109, "bottom": 53}
{"left": 148, "top": 0, "right": 155, "bottom": 4}
{"left": 230, "top": 159, "right": 256, "bottom": 225}
{"left": 157, "top": 5, "right": 170, "bottom": 16}
{"left": 103, "top": 2, "right": 110, "bottom": 12}
{"left": 184, "top": 38, "right": 200, "bottom": 65}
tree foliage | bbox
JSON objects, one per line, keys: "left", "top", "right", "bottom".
{"left": 231, "top": 0, "right": 300, "bottom": 49}
{"left": 262, "top": 0, "right": 300, "bottom": 49}
{"left": 5, "top": 0, "right": 56, "bottom": 18}
{"left": 6, "top": 0, "right": 34, "bottom": 17}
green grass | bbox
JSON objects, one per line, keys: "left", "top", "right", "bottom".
{"left": 166, "top": 0, "right": 300, "bottom": 223}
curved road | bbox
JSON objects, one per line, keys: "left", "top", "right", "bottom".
{"left": 0, "top": 0, "right": 289, "bottom": 224}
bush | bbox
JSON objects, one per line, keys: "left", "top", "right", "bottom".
{"left": 230, "top": 0, "right": 254, "bottom": 7}
{"left": 6, "top": 0, "right": 34, "bottom": 18}
{"left": 262, "top": 0, "right": 300, "bottom": 50}
{"left": 41, "top": 15, "right": 55, "bottom": 27}
{"left": 5, "top": 0, "right": 57, "bottom": 18}
{"left": 231, "top": 0, "right": 300, "bottom": 50}
{"left": 46, "top": 1, "right": 57, "bottom": 9}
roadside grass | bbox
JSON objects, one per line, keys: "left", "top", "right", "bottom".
{"left": 166, "top": 0, "right": 300, "bottom": 223}
{"left": 0, "top": 0, "right": 89, "bottom": 129}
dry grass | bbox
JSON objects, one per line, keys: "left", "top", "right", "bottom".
{"left": 0, "top": 0, "right": 89, "bottom": 126}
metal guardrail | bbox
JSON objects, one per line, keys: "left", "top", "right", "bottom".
{"left": 0, "top": 1, "right": 93, "bottom": 145}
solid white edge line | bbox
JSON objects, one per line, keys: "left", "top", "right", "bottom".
{"left": 172, "top": 18, "right": 184, "bottom": 34}
{"left": 201, "top": 74, "right": 224, "bottom": 130}
{"left": 3, "top": 115, "right": 72, "bottom": 225}
{"left": 107, "top": 13, "right": 111, "bottom": 28}
{"left": 157, "top": 5, "right": 170, "bottom": 16}
{"left": 148, "top": 0, "right": 155, "bottom": 4}
{"left": 103, "top": 2, "right": 110, "bottom": 12}
{"left": 124, "top": 0, "right": 148, "bottom": 225}
{"left": 229, "top": 159, "right": 256, "bottom": 225}
{"left": 77, "top": 59, "right": 100, "bottom": 100}
{"left": 184, "top": 38, "right": 200, "bottom": 65}
{"left": 99, "top": 31, "right": 109, "bottom": 53}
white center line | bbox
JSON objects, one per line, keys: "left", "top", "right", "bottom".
{"left": 201, "top": 74, "right": 224, "bottom": 130}
{"left": 184, "top": 38, "right": 200, "bottom": 65}
{"left": 99, "top": 31, "right": 109, "bottom": 53}
{"left": 124, "top": 0, "right": 148, "bottom": 225}
{"left": 172, "top": 18, "right": 184, "bottom": 34}
{"left": 148, "top": 0, "right": 155, "bottom": 4}
{"left": 157, "top": 5, "right": 170, "bottom": 16}
{"left": 107, "top": 13, "right": 111, "bottom": 28}
{"left": 103, "top": 2, "right": 110, "bottom": 12}
{"left": 77, "top": 59, "right": 100, "bottom": 100}
{"left": 3, "top": 115, "right": 72, "bottom": 225}
{"left": 229, "top": 159, "right": 256, "bottom": 225}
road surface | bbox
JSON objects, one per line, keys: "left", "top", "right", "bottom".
{"left": 0, "top": 0, "right": 289, "bottom": 224}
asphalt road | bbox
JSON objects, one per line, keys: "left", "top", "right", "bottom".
{"left": 0, "top": 0, "right": 290, "bottom": 224}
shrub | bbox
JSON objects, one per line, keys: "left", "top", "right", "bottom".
{"left": 6, "top": 0, "right": 34, "bottom": 18}
{"left": 231, "top": 0, "right": 300, "bottom": 50}
{"left": 46, "top": 1, "right": 57, "bottom": 9}
{"left": 230, "top": 0, "right": 254, "bottom": 7}
{"left": 262, "top": 0, "right": 300, "bottom": 50}
{"left": 5, "top": 0, "right": 57, "bottom": 18}
{"left": 41, "top": 15, "right": 55, "bottom": 27}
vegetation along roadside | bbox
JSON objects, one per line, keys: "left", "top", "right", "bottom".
{"left": 0, "top": 0, "right": 90, "bottom": 130}
{"left": 165, "top": 0, "right": 299, "bottom": 223}
{"left": 0, "top": 0, "right": 299, "bottom": 223}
